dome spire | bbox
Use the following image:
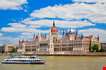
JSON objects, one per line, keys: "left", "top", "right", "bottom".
{"left": 53, "top": 21, "right": 55, "bottom": 27}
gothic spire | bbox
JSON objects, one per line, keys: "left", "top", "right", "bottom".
{"left": 53, "top": 21, "right": 55, "bottom": 27}
{"left": 33, "top": 34, "right": 36, "bottom": 40}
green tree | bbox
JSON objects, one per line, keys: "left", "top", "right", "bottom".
{"left": 11, "top": 48, "right": 17, "bottom": 53}
{"left": 91, "top": 44, "right": 99, "bottom": 52}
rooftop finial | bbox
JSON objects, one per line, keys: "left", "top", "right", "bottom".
{"left": 53, "top": 21, "right": 55, "bottom": 27}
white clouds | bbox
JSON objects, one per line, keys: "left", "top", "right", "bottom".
{"left": 21, "top": 32, "right": 34, "bottom": 36}
{"left": 0, "top": 0, "right": 27, "bottom": 10}
{"left": 1, "top": 19, "right": 94, "bottom": 44}
{"left": 9, "top": 23, "right": 26, "bottom": 28}
{"left": 30, "top": 1, "right": 106, "bottom": 23}
{"left": 23, "top": 19, "right": 94, "bottom": 28}
{"left": 1, "top": 19, "right": 94, "bottom": 35}
{"left": 1, "top": 26, "right": 49, "bottom": 33}
{"left": 0, "top": 36, "right": 19, "bottom": 45}
{"left": 79, "top": 28, "right": 106, "bottom": 42}
{"left": 1, "top": 23, "right": 33, "bottom": 32}
{"left": 55, "top": 20, "right": 94, "bottom": 28}
{"left": 1, "top": 22, "right": 49, "bottom": 33}
{"left": 20, "top": 32, "right": 34, "bottom": 40}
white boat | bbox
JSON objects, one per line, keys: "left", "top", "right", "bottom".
{"left": 1, "top": 55, "right": 45, "bottom": 64}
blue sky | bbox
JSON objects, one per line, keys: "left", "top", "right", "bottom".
{"left": 0, "top": 0, "right": 106, "bottom": 45}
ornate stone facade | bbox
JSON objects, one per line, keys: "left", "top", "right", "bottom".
{"left": 17, "top": 21, "right": 100, "bottom": 54}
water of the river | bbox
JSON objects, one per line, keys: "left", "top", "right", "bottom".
{"left": 0, "top": 56, "right": 105, "bottom": 70}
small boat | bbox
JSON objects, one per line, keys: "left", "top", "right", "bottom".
{"left": 1, "top": 55, "right": 45, "bottom": 64}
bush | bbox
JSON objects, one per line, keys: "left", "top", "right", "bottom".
{"left": 91, "top": 44, "right": 99, "bottom": 52}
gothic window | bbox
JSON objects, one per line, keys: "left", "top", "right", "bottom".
{"left": 53, "top": 37, "right": 58, "bottom": 43}
{"left": 32, "top": 49, "right": 36, "bottom": 51}
{"left": 25, "top": 49, "right": 31, "bottom": 51}
{"left": 54, "top": 48, "right": 59, "bottom": 51}
{"left": 68, "top": 47, "right": 73, "bottom": 51}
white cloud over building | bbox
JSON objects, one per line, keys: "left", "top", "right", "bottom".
{"left": 30, "top": 1, "right": 106, "bottom": 23}
{"left": 23, "top": 19, "right": 94, "bottom": 28}
{"left": 0, "top": 0, "right": 27, "bottom": 10}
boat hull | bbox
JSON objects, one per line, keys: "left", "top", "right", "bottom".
{"left": 1, "top": 55, "right": 45, "bottom": 64}
{"left": 1, "top": 61, "right": 45, "bottom": 64}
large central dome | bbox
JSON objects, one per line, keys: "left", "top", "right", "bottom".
{"left": 51, "top": 21, "right": 58, "bottom": 33}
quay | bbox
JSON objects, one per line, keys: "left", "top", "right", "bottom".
{"left": 23, "top": 52, "right": 106, "bottom": 56}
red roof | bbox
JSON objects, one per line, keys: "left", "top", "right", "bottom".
{"left": 51, "top": 27, "right": 58, "bottom": 32}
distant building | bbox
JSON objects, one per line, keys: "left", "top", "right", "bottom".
{"left": 18, "top": 21, "right": 100, "bottom": 55}
{"left": 4, "top": 44, "right": 16, "bottom": 54}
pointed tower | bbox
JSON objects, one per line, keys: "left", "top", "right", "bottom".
{"left": 19, "top": 40, "right": 21, "bottom": 47}
{"left": 49, "top": 21, "right": 58, "bottom": 54}
{"left": 62, "top": 29, "right": 65, "bottom": 37}
{"left": 33, "top": 34, "right": 36, "bottom": 41}
{"left": 69, "top": 28, "right": 77, "bottom": 40}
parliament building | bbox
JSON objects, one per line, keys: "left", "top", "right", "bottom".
{"left": 17, "top": 21, "right": 101, "bottom": 55}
